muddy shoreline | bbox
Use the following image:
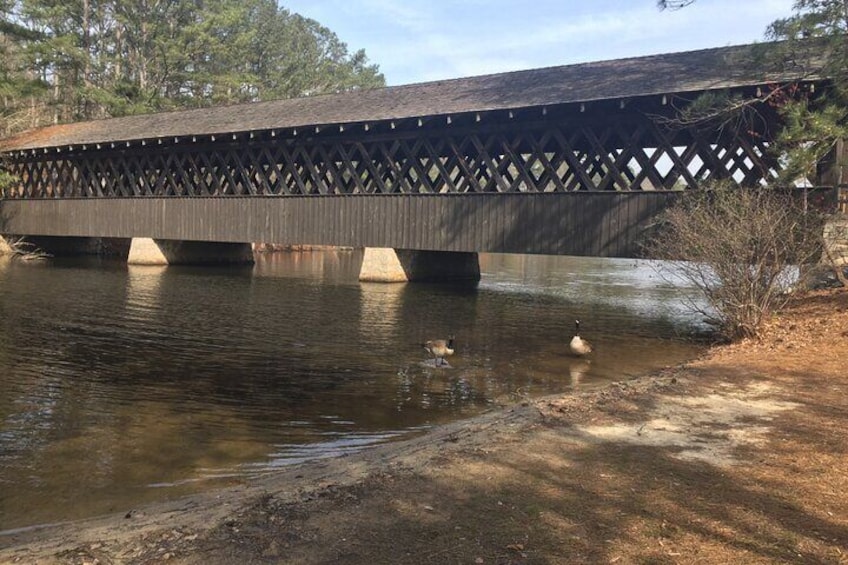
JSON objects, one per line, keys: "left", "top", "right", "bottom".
{"left": 0, "top": 394, "right": 547, "bottom": 561}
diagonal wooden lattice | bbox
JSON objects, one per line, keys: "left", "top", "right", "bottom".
{"left": 1, "top": 116, "right": 782, "bottom": 198}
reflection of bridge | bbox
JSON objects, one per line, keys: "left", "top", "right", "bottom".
{"left": 0, "top": 42, "right": 828, "bottom": 281}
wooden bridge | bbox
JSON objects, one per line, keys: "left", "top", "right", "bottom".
{"left": 0, "top": 42, "right": 828, "bottom": 280}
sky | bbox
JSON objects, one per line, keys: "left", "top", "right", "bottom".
{"left": 283, "top": 0, "right": 797, "bottom": 86}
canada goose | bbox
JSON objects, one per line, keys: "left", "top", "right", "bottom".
{"left": 424, "top": 336, "right": 455, "bottom": 367}
{"left": 569, "top": 320, "right": 593, "bottom": 357}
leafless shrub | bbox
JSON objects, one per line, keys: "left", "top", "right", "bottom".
{"left": 645, "top": 184, "right": 824, "bottom": 341}
{"left": 2, "top": 236, "right": 51, "bottom": 260}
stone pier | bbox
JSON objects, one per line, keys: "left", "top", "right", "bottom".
{"left": 359, "top": 248, "right": 480, "bottom": 283}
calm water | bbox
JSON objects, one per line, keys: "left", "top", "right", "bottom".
{"left": 0, "top": 251, "right": 705, "bottom": 530}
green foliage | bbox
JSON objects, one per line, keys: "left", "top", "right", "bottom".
{"left": 776, "top": 96, "right": 848, "bottom": 182}
{"left": 0, "top": 151, "right": 14, "bottom": 194}
{"left": 0, "top": 168, "right": 14, "bottom": 191}
{"left": 767, "top": 1, "right": 848, "bottom": 52}
{"left": 0, "top": 0, "right": 385, "bottom": 134}
{"left": 762, "top": 1, "right": 848, "bottom": 184}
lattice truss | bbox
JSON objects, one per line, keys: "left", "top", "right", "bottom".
{"left": 3, "top": 116, "right": 781, "bottom": 198}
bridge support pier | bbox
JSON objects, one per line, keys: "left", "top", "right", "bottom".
{"left": 127, "top": 238, "right": 255, "bottom": 265}
{"left": 0, "top": 236, "right": 13, "bottom": 255}
{"left": 358, "top": 248, "right": 480, "bottom": 283}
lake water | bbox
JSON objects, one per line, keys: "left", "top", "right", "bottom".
{"left": 0, "top": 251, "right": 706, "bottom": 530}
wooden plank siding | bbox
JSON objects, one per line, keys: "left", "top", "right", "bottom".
{"left": 0, "top": 193, "right": 677, "bottom": 258}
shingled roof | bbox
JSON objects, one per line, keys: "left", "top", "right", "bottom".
{"left": 0, "top": 41, "right": 824, "bottom": 152}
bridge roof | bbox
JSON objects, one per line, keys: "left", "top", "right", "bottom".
{"left": 0, "top": 41, "right": 823, "bottom": 152}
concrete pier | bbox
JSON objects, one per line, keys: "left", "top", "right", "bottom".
{"left": 359, "top": 248, "right": 480, "bottom": 283}
{"left": 0, "top": 236, "right": 14, "bottom": 255}
{"left": 127, "top": 238, "right": 255, "bottom": 265}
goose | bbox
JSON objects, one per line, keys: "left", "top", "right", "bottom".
{"left": 569, "top": 320, "right": 593, "bottom": 357}
{"left": 424, "top": 336, "right": 455, "bottom": 367}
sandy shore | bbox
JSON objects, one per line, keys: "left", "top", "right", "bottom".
{"left": 2, "top": 289, "right": 846, "bottom": 564}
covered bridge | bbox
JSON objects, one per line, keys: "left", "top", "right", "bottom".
{"left": 0, "top": 41, "right": 830, "bottom": 280}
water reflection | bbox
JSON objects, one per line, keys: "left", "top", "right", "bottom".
{"left": 125, "top": 264, "right": 167, "bottom": 322}
{"left": 567, "top": 359, "right": 593, "bottom": 385}
{"left": 252, "top": 248, "right": 361, "bottom": 280}
{"left": 0, "top": 252, "right": 705, "bottom": 530}
{"left": 357, "top": 282, "right": 407, "bottom": 345}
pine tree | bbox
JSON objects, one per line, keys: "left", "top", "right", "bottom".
{"left": 765, "top": 0, "right": 848, "bottom": 184}
{"left": 0, "top": 0, "right": 386, "bottom": 134}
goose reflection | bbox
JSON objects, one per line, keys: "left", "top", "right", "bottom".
{"left": 568, "top": 359, "right": 592, "bottom": 385}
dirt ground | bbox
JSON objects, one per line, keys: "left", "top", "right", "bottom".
{"left": 1, "top": 289, "right": 846, "bottom": 564}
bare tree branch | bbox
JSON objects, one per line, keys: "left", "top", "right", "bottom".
{"left": 657, "top": 0, "right": 697, "bottom": 11}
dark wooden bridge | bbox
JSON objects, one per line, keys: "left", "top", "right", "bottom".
{"left": 0, "top": 41, "right": 828, "bottom": 279}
